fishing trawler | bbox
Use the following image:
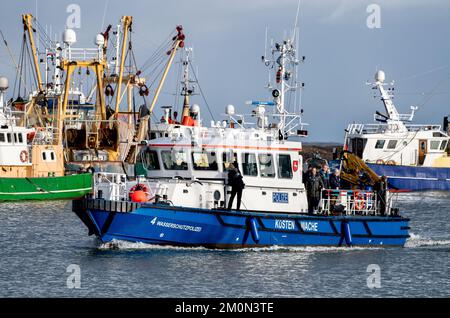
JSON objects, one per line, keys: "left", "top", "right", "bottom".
{"left": 72, "top": 31, "right": 410, "bottom": 248}
{"left": 345, "top": 70, "right": 450, "bottom": 191}
{"left": 0, "top": 76, "right": 91, "bottom": 201}
{"left": 16, "top": 14, "right": 150, "bottom": 176}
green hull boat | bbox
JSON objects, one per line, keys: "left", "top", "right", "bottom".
{"left": 0, "top": 173, "right": 92, "bottom": 201}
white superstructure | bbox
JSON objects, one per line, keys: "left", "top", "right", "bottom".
{"left": 0, "top": 76, "right": 63, "bottom": 177}
{"left": 95, "top": 32, "right": 315, "bottom": 214}
{"left": 346, "top": 71, "right": 450, "bottom": 167}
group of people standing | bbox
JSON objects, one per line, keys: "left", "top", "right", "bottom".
{"left": 225, "top": 161, "right": 342, "bottom": 214}
{"left": 303, "top": 164, "right": 341, "bottom": 214}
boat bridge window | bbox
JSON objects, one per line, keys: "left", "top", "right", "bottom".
{"left": 222, "top": 151, "right": 238, "bottom": 171}
{"left": 12, "top": 133, "right": 24, "bottom": 144}
{"left": 42, "top": 151, "right": 56, "bottom": 161}
{"left": 6, "top": 133, "right": 12, "bottom": 143}
{"left": 161, "top": 150, "right": 188, "bottom": 170}
{"left": 143, "top": 149, "right": 160, "bottom": 170}
{"left": 387, "top": 140, "right": 397, "bottom": 149}
{"left": 192, "top": 151, "right": 218, "bottom": 171}
{"left": 278, "top": 154, "right": 293, "bottom": 179}
{"left": 440, "top": 140, "right": 448, "bottom": 151}
{"left": 430, "top": 140, "right": 440, "bottom": 150}
{"left": 242, "top": 153, "right": 258, "bottom": 176}
{"left": 375, "top": 140, "right": 385, "bottom": 149}
{"left": 258, "top": 153, "right": 275, "bottom": 178}
{"left": 0, "top": 133, "right": 5, "bottom": 143}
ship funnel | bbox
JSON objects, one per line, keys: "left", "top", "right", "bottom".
{"left": 375, "top": 70, "right": 385, "bottom": 83}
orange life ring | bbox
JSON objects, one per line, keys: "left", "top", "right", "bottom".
{"left": 20, "top": 150, "right": 28, "bottom": 163}
{"left": 376, "top": 159, "right": 384, "bottom": 165}
{"left": 354, "top": 191, "right": 365, "bottom": 211}
{"left": 129, "top": 183, "right": 149, "bottom": 202}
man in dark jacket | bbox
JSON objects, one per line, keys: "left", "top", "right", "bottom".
{"left": 303, "top": 165, "right": 313, "bottom": 185}
{"left": 305, "top": 167, "right": 324, "bottom": 214}
{"left": 329, "top": 168, "right": 341, "bottom": 189}
{"left": 227, "top": 163, "right": 245, "bottom": 210}
{"left": 320, "top": 164, "right": 330, "bottom": 189}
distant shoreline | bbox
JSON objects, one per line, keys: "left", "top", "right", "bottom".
{"left": 302, "top": 142, "right": 343, "bottom": 161}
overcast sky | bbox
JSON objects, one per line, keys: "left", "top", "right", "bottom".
{"left": 1, "top": 0, "right": 450, "bottom": 142}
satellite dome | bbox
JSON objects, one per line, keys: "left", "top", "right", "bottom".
{"left": 190, "top": 104, "right": 200, "bottom": 114}
{"left": 95, "top": 33, "right": 105, "bottom": 46}
{"left": 255, "top": 105, "right": 265, "bottom": 115}
{"left": 63, "top": 29, "right": 77, "bottom": 45}
{"left": 225, "top": 104, "right": 235, "bottom": 115}
{"left": 375, "top": 70, "right": 385, "bottom": 83}
{"left": 0, "top": 76, "right": 9, "bottom": 91}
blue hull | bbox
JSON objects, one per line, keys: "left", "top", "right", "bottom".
{"left": 74, "top": 200, "right": 410, "bottom": 248}
{"left": 367, "top": 164, "right": 450, "bottom": 191}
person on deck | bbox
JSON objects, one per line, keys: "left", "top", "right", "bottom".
{"left": 305, "top": 167, "right": 324, "bottom": 214}
{"left": 329, "top": 168, "right": 341, "bottom": 189}
{"left": 303, "top": 165, "right": 313, "bottom": 185}
{"left": 320, "top": 164, "right": 330, "bottom": 189}
{"left": 227, "top": 163, "right": 245, "bottom": 210}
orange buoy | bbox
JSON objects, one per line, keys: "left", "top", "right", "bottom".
{"left": 130, "top": 190, "right": 148, "bottom": 203}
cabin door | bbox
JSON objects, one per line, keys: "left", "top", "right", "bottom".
{"left": 351, "top": 138, "right": 366, "bottom": 158}
{"left": 418, "top": 139, "right": 427, "bottom": 165}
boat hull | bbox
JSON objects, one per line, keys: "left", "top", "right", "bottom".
{"left": 367, "top": 163, "right": 450, "bottom": 191}
{"left": 0, "top": 173, "right": 92, "bottom": 201}
{"left": 73, "top": 199, "right": 410, "bottom": 248}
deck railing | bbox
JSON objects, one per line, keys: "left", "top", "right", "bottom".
{"left": 63, "top": 48, "right": 103, "bottom": 61}
{"left": 93, "top": 172, "right": 156, "bottom": 202}
{"left": 318, "top": 189, "right": 388, "bottom": 216}
{"left": 347, "top": 123, "right": 442, "bottom": 135}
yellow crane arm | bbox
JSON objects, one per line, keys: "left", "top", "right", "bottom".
{"left": 340, "top": 151, "right": 382, "bottom": 186}
{"left": 148, "top": 26, "right": 186, "bottom": 115}
{"left": 22, "top": 14, "right": 43, "bottom": 93}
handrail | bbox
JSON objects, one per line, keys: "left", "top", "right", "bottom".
{"left": 319, "top": 188, "right": 387, "bottom": 216}
{"left": 348, "top": 123, "right": 442, "bottom": 135}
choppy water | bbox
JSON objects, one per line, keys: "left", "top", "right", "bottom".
{"left": 0, "top": 192, "right": 449, "bottom": 297}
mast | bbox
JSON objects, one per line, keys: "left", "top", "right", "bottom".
{"left": 262, "top": 36, "right": 305, "bottom": 139}
{"left": 114, "top": 16, "right": 132, "bottom": 116}
{"left": 181, "top": 47, "right": 194, "bottom": 123}
{"left": 374, "top": 70, "right": 400, "bottom": 121}
{"left": 22, "top": 14, "right": 44, "bottom": 93}
{"left": 0, "top": 76, "right": 7, "bottom": 113}
{"left": 279, "top": 42, "right": 287, "bottom": 131}
{"left": 371, "top": 70, "right": 417, "bottom": 131}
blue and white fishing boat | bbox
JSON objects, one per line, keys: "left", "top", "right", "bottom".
{"left": 72, "top": 33, "right": 410, "bottom": 248}
{"left": 345, "top": 70, "right": 450, "bottom": 191}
